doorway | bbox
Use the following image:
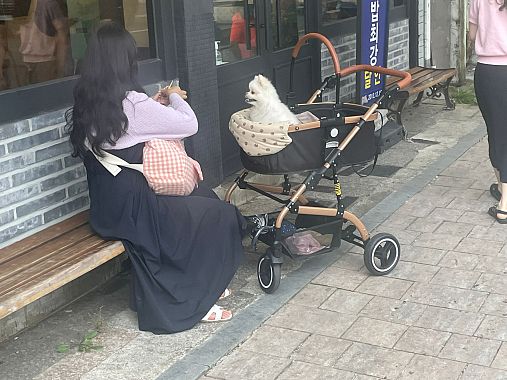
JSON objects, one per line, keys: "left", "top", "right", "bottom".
{"left": 213, "top": 0, "right": 320, "bottom": 176}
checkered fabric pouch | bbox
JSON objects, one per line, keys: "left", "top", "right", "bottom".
{"left": 143, "top": 139, "right": 203, "bottom": 196}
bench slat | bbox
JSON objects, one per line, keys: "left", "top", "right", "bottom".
{"left": 0, "top": 225, "right": 97, "bottom": 282}
{"left": 409, "top": 74, "right": 455, "bottom": 94}
{"left": 0, "top": 241, "right": 124, "bottom": 319}
{"left": 0, "top": 236, "right": 115, "bottom": 295}
{"left": 0, "top": 211, "right": 90, "bottom": 266}
{"left": 386, "top": 66, "right": 456, "bottom": 95}
{"left": 386, "top": 66, "right": 427, "bottom": 86}
{"left": 408, "top": 73, "right": 450, "bottom": 92}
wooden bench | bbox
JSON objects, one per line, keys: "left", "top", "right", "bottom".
{"left": 385, "top": 66, "right": 457, "bottom": 127}
{"left": 0, "top": 211, "right": 124, "bottom": 320}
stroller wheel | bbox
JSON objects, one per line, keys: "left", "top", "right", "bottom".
{"left": 363, "top": 233, "right": 400, "bottom": 276}
{"left": 257, "top": 253, "right": 281, "bottom": 294}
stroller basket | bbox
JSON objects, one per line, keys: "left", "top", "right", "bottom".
{"left": 240, "top": 103, "right": 377, "bottom": 175}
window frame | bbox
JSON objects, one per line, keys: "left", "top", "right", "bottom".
{"left": 0, "top": 0, "right": 173, "bottom": 125}
{"left": 318, "top": 0, "right": 409, "bottom": 38}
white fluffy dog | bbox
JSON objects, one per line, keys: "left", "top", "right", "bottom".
{"left": 245, "top": 74, "right": 300, "bottom": 125}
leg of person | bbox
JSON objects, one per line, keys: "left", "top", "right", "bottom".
{"left": 496, "top": 155, "right": 507, "bottom": 221}
{"left": 491, "top": 168, "right": 502, "bottom": 201}
{"left": 189, "top": 183, "right": 250, "bottom": 234}
{"left": 475, "top": 63, "right": 507, "bottom": 220}
{"left": 499, "top": 183, "right": 507, "bottom": 212}
{"left": 489, "top": 182, "right": 507, "bottom": 223}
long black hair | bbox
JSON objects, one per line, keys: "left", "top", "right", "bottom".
{"left": 66, "top": 21, "right": 145, "bottom": 157}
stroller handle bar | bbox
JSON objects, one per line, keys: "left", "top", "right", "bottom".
{"left": 289, "top": 33, "right": 412, "bottom": 102}
{"left": 340, "top": 64, "right": 411, "bottom": 90}
{"left": 292, "top": 32, "right": 341, "bottom": 73}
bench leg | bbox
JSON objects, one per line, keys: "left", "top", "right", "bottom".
{"left": 386, "top": 92, "right": 409, "bottom": 139}
{"left": 412, "top": 91, "right": 424, "bottom": 107}
{"left": 441, "top": 77, "right": 456, "bottom": 110}
{"left": 386, "top": 94, "right": 406, "bottom": 123}
{"left": 425, "top": 77, "right": 456, "bottom": 110}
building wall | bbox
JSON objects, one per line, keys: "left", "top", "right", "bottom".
{"left": 418, "top": 0, "right": 431, "bottom": 66}
{"left": 321, "top": 19, "right": 410, "bottom": 103}
{"left": 0, "top": 15, "right": 412, "bottom": 250}
{"left": 0, "top": 83, "right": 161, "bottom": 249}
{"left": 430, "top": 0, "right": 451, "bottom": 68}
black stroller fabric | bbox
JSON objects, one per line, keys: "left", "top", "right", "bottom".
{"left": 83, "top": 144, "right": 245, "bottom": 333}
{"left": 240, "top": 104, "right": 377, "bottom": 174}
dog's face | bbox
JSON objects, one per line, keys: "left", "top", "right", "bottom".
{"left": 245, "top": 74, "right": 280, "bottom": 109}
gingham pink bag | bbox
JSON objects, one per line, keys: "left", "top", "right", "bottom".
{"left": 143, "top": 139, "right": 203, "bottom": 196}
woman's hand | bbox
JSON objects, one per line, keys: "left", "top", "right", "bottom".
{"left": 163, "top": 86, "right": 187, "bottom": 100}
{"left": 152, "top": 86, "right": 188, "bottom": 106}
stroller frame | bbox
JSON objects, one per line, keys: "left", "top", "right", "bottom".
{"left": 225, "top": 33, "right": 412, "bottom": 293}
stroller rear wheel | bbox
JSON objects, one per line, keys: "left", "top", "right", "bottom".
{"left": 363, "top": 233, "right": 400, "bottom": 275}
{"left": 257, "top": 252, "right": 281, "bottom": 294}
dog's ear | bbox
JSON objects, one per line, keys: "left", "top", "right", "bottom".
{"left": 257, "top": 75, "right": 271, "bottom": 89}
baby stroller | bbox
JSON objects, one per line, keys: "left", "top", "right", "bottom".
{"left": 226, "top": 33, "right": 412, "bottom": 293}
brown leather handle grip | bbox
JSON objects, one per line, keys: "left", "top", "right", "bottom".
{"left": 292, "top": 33, "right": 341, "bottom": 74}
{"left": 340, "top": 64, "right": 412, "bottom": 89}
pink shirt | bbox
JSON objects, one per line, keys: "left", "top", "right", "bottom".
{"left": 469, "top": 0, "right": 507, "bottom": 65}
{"left": 103, "top": 91, "right": 198, "bottom": 150}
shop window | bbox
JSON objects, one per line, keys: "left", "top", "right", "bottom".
{"left": 213, "top": 0, "right": 258, "bottom": 65}
{"left": 321, "top": 0, "right": 357, "bottom": 25}
{"left": 271, "top": 0, "right": 305, "bottom": 50}
{"left": 0, "top": 0, "right": 154, "bottom": 91}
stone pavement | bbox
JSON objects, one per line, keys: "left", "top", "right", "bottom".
{"left": 192, "top": 136, "right": 507, "bottom": 379}
{"left": 1, "top": 101, "right": 504, "bottom": 380}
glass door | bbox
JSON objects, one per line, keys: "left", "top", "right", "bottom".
{"left": 214, "top": 0, "right": 258, "bottom": 65}
{"left": 214, "top": 0, "right": 319, "bottom": 176}
{"left": 270, "top": 0, "right": 305, "bottom": 51}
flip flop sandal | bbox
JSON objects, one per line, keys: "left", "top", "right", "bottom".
{"left": 201, "top": 304, "right": 232, "bottom": 323}
{"left": 488, "top": 206, "right": 507, "bottom": 224}
{"left": 219, "top": 288, "right": 231, "bottom": 300}
{"left": 490, "top": 184, "right": 502, "bottom": 202}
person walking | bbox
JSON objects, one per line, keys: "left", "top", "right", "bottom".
{"left": 469, "top": 0, "right": 507, "bottom": 223}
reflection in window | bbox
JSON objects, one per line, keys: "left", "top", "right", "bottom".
{"left": 321, "top": 0, "right": 357, "bottom": 25}
{"left": 271, "top": 0, "right": 305, "bottom": 50}
{"left": 0, "top": 0, "right": 152, "bottom": 91}
{"left": 213, "top": 0, "right": 257, "bottom": 65}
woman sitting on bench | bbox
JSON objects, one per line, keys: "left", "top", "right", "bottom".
{"left": 65, "top": 21, "right": 245, "bottom": 333}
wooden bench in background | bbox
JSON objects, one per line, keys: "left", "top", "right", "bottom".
{"left": 386, "top": 66, "right": 457, "bottom": 127}
{"left": 0, "top": 211, "right": 124, "bottom": 320}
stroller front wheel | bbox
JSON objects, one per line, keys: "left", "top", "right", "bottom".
{"left": 257, "top": 253, "right": 281, "bottom": 294}
{"left": 363, "top": 233, "right": 400, "bottom": 275}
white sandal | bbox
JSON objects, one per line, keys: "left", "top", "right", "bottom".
{"left": 201, "top": 304, "right": 232, "bottom": 323}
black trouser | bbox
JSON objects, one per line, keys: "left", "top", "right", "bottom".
{"left": 474, "top": 63, "right": 507, "bottom": 183}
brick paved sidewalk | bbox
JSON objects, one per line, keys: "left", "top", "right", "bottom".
{"left": 201, "top": 138, "right": 507, "bottom": 380}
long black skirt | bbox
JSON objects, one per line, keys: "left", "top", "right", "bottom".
{"left": 83, "top": 143, "right": 245, "bottom": 333}
{"left": 474, "top": 63, "right": 507, "bottom": 183}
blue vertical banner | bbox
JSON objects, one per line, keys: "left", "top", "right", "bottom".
{"left": 357, "top": 0, "right": 389, "bottom": 105}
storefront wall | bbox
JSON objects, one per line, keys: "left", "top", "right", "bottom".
{"left": 0, "top": 0, "right": 175, "bottom": 248}
{"left": 0, "top": 1, "right": 416, "bottom": 249}
{"left": 321, "top": 18, "right": 410, "bottom": 103}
